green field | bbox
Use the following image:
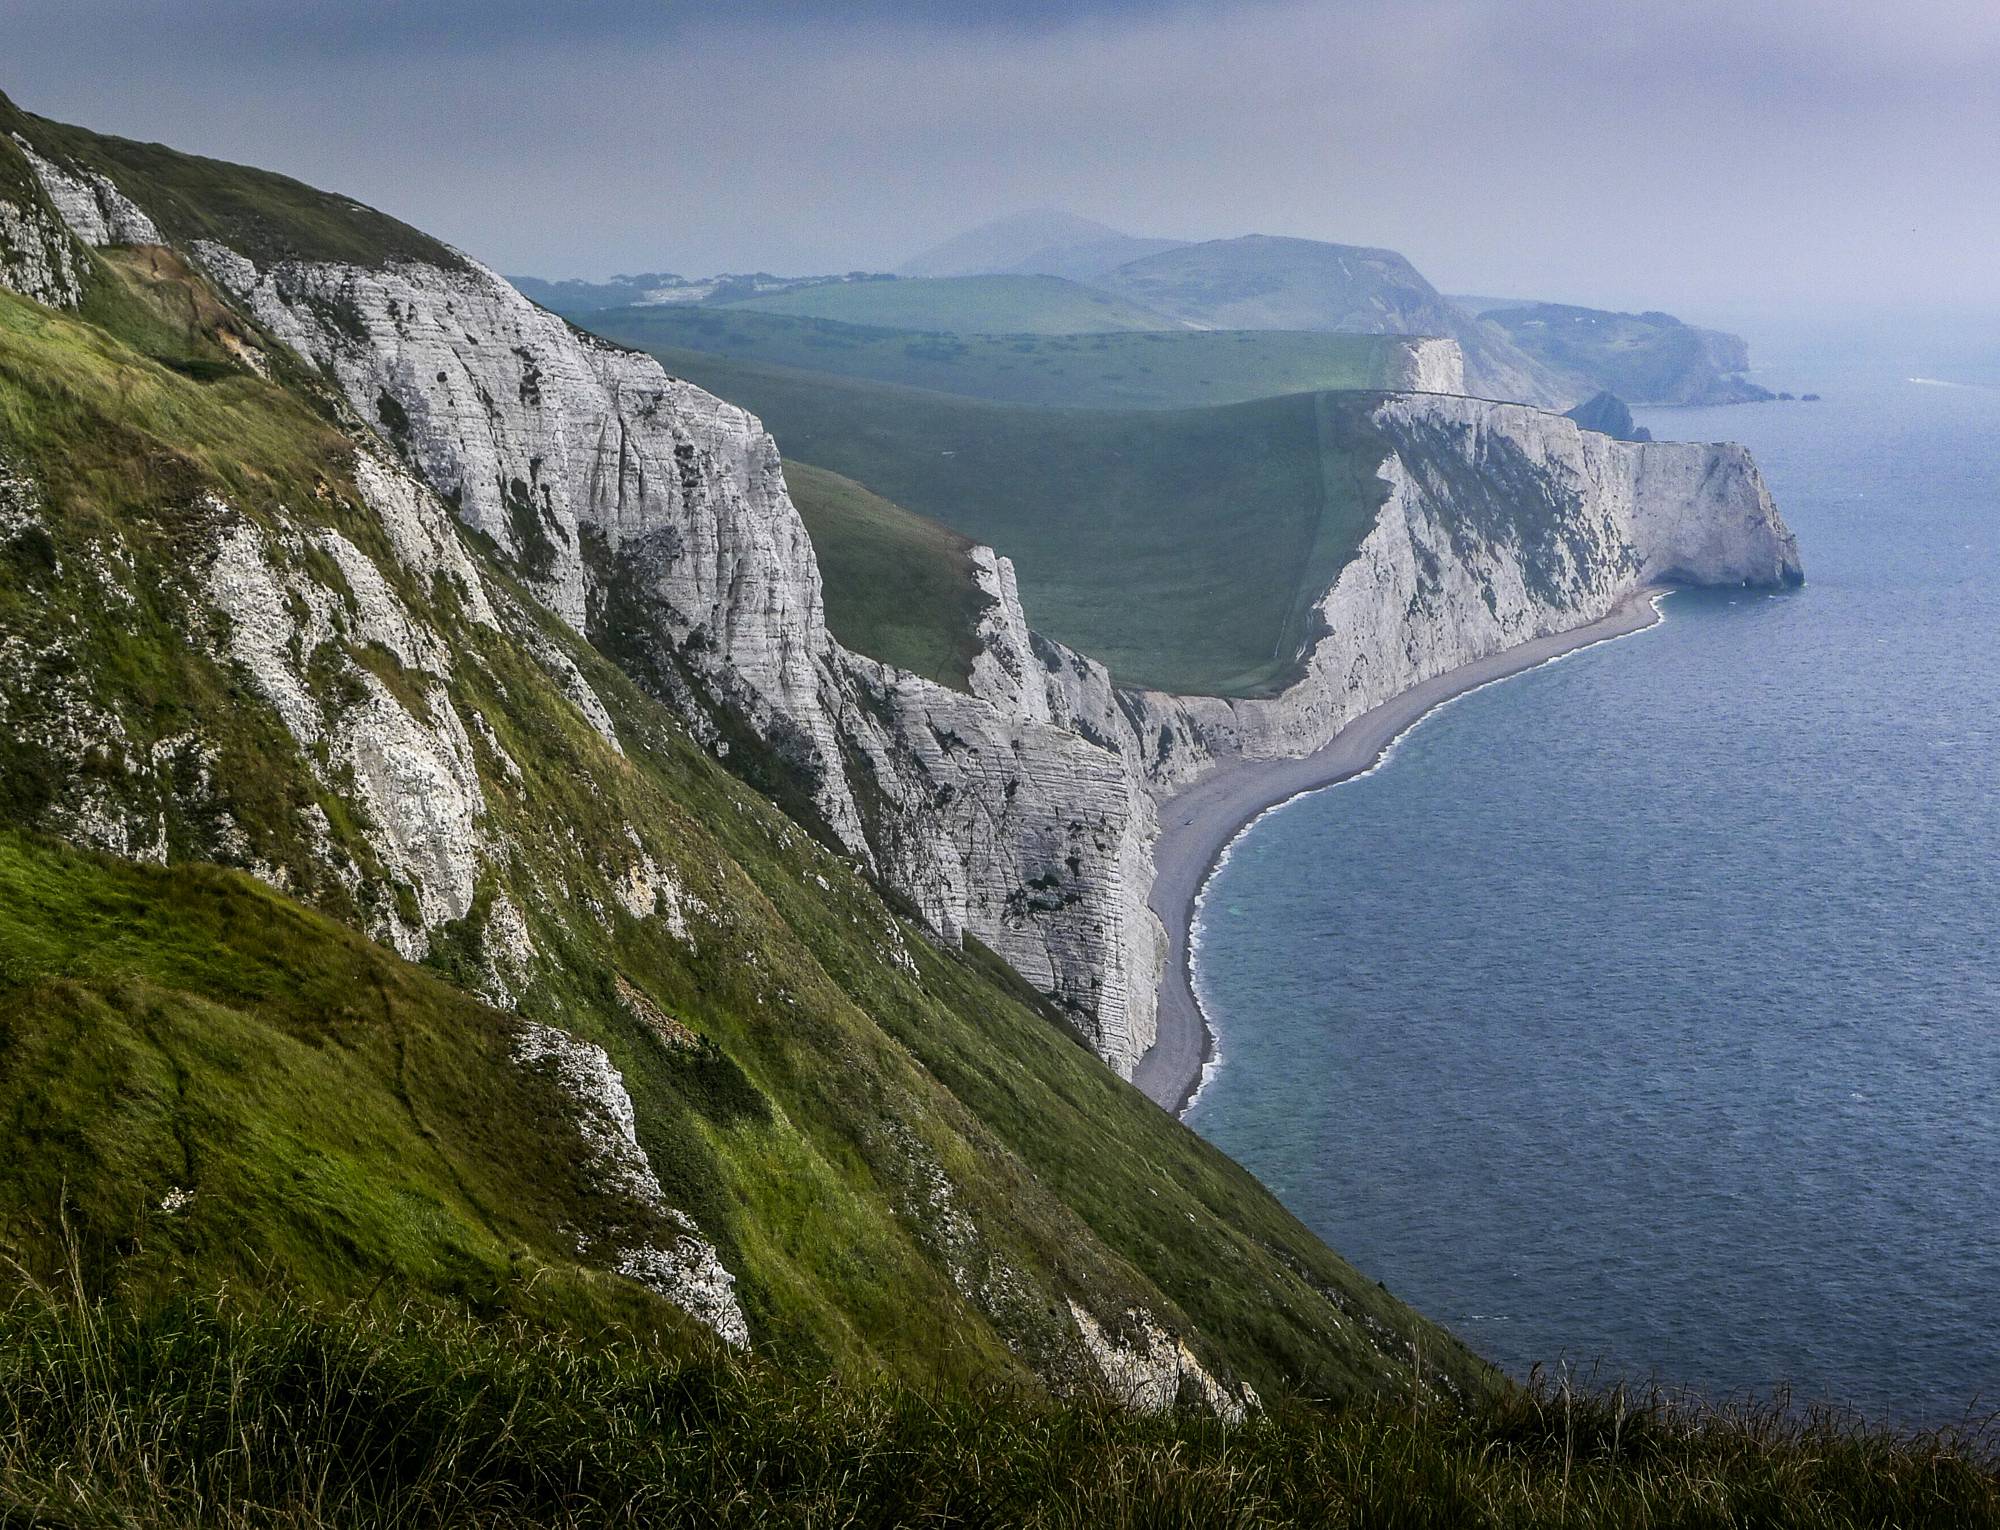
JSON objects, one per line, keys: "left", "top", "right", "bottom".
{"left": 588, "top": 302, "right": 1412, "bottom": 409}
{"left": 785, "top": 461, "right": 992, "bottom": 688}
{"left": 723, "top": 273, "right": 1182, "bottom": 334}
{"left": 645, "top": 348, "right": 1392, "bottom": 696}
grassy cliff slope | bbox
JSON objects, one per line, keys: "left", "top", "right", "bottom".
{"left": 784, "top": 462, "right": 993, "bottom": 690}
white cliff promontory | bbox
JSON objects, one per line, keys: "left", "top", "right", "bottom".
{"left": 1045, "top": 393, "right": 1802, "bottom": 796}
{"left": 1390, "top": 337, "right": 1467, "bottom": 396}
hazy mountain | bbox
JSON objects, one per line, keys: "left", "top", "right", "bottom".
{"left": 898, "top": 209, "right": 1185, "bottom": 280}
{"left": 1096, "top": 236, "right": 1573, "bottom": 406}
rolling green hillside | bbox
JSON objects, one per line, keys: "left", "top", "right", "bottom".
{"left": 723, "top": 273, "right": 1183, "bottom": 334}
{"left": 785, "top": 461, "right": 993, "bottom": 689}
{"left": 645, "top": 347, "right": 1391, "bottom": 696}
{"left": 589, "top": 302, "right": 1411, "bottom": 409}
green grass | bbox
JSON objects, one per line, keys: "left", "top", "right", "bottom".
{"left": 722, "top": 274, "right": 1182, "bottom": 334}
{"left": 0, "top": 833, "right": 709, "bottom": 1330}
{"left": 1, "top": 91, "right": 462, "bottom": 270}
{"left": 3, "top": 1278, "right": 1992, "bottom": 1528}
{"left": 784, "top": 462, "right": 993, "bottom": 689}
{"left": 595, "top": 303, "right": 1414, "bottom": 409}
{"left": 0, "top": 266, "right": 346, "bottom": 522}
{"left": 638, "top": 348, "right": 1394, "bottom": 696}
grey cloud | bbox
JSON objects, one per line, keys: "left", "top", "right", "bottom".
{"left": 4, "top": 0, "right": 1997, "bottom": 317}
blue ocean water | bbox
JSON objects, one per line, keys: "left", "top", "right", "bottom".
{"left": 1184, "top": 360, "right": 2000, "bottom": 1424}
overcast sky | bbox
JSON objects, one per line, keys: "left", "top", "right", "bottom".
{"left": 7, "top": 0, "right": 1997, "bottom": 319}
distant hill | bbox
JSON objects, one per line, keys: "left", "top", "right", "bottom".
{"left": 1474, "top": 302, "right": 1773, "bottom": 406}
{"left": 583, "top": 303, "right": 1426, "bottom": 409}
{"left": 1093, "top": 236, "right": 1572, "bottom": 406}
{"left": 721, "top": 273, "right": 1185, "bottom": 334}
{"left": 897, "top": 209, "right": 1185, "bottom": 279}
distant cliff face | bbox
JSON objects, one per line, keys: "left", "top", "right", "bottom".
{"left": 1039, "top": 392, "right": 1801, "bottom": 791}
{"left": 1477, "top": 303, "right": 1774, "bottom": 407}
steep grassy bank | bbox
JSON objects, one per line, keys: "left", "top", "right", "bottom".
{"left": 784, "top": 462, "right": 992, "bottom": 690}
{"left": 4, "top": 1279, "right": 1991, "bottom": 1528}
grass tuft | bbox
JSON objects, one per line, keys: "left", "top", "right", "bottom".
{"left": 1, "top": 1267, "right": 1991, "bottom": 1528}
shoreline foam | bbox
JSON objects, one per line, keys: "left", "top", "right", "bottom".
{"left": 1132, "top": 586, "right": 1671, "bottom": 1117}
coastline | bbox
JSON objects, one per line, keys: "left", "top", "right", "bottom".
{"left": 1131, "top": 586, "right": 1670, "bottom": 1117}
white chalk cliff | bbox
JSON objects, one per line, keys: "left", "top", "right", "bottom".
{"left": 5, "top": 146, "right": 1799, "bottom": 1083}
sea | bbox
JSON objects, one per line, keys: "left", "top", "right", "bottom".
{"left": 1184, "top": 332, "right": 2000, "bottom": 1425}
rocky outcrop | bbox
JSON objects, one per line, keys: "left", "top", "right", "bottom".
{"left": 0, "top": 139, "right": 85, "bottom": 308}
{"left": 833, "top": 568, "right": 1165, "bottom": 1071}
{"left": 11, "top": 135, "right": 162, "bottom": 248}
{"left": 193, "top": 246, "right": 866, "bottom": 848}
{"left": 514, "top": 1023, "right": 749, "bottom": 1347}
{"left": 165, "top": 240, "right": 1168, "bottom": 1065}
{"left": 1388, "top": 337, "right": 1466, "bottom": 396}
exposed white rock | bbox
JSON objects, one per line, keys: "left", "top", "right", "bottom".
{"left": 1042, "top": 393, "right": 1802, "bottom": 794}
{"left": 1067, "top": 1300, "right": 1251, "bottom": 1422}
{"left": 513, "top": 1022, "right": 748, "bottom": 1346}
{"left": 351, "top": 449, "right": 497, "bottom": 629}
{"left": 203, "top": 514, "right": 485, "bottom": 957}
{"left": 0, "top": 175, "right": 84, "bottom": 307}
{"left": 14, "top": 137, "right": 163, "bottom": 246}
{"left": 195, "top": 247, "right": 857, "bottom": 838}
{"left": 1390, "top": 336, "right": 1467, "bottom": 395}
{"left": 609, "top": 840, "right": 700, "bottom": 941}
